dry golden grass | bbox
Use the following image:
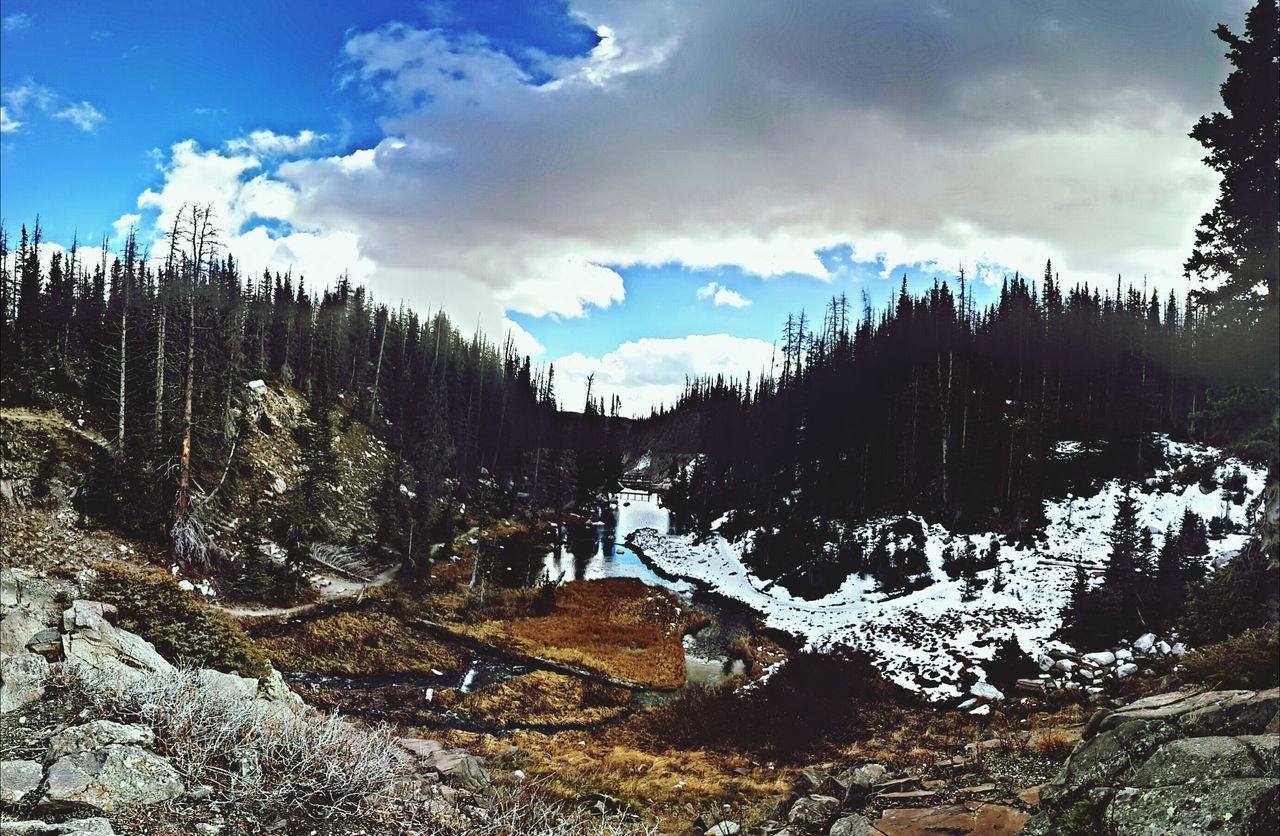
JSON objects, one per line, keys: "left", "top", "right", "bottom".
{"left": 1027, "top": 728, "right": 1076, "bottom": 758}
{"left": 438, "top": 578, "right": 694, "bottom": 689}
{"left": 842, "top": 699, "right": 1090, "bottom": 769}
{"left": 499, "top": 729, "right": 790, "bottom": 816}
{"left": 442, "top": 670, "right": 633, "bottom": 729}
{"left": 255, "top": 610, "right": 463, "bottom": 675}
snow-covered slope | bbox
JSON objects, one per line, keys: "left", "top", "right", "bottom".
{"left": 629, "top": 436, "right": 1267, "bottom": 700}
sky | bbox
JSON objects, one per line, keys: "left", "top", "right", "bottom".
{"left": 0, "top": 0, "right": 1249, "bottom": 415}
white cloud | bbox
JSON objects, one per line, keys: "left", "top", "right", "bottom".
{"left": 0, "top": 106, "right": 21, "bottom": 133}
{"left": 132, "top": 139, "right": 376, "bottom": 304}
{"left": 503, "top": 317, "right": 545, "bottom": 358}
{"left": 2, "top": 80, "right": 104, "bottom": 133}
{"left": 696, "top": 281, "right": 751, "bottom": 308}
{"left": 554, "top": 334, "right": 775, "bottom": 416}
{"left": 112, "top": 213, "right": 141, "bottom": 241}
{"left": 2, "top": 12, "right": 31, "bottom": 32}
{"left": 53, "top": 101, "right": 105, "bottom": 132}
{"left": 103, "top": 1, "right": 1238, "bottom": 397}
{"left": 225, "top": 129, "right": 327, "bottom": 157}
{"left": 251, "top": 0, "right": 1232, "bottom": 331}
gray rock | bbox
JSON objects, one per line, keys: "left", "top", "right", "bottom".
{"left": 0, "top": 650, "right": 49, "bottom": 713}
{"left": 1042, "top": 719, "right": 1181, "bottom": 811}
{"left": 0, "top": 819, "right": 116, "bottom": 835}
{"left": 1106, "top": 777, "right": 1278, "bottom": 835}
{"left": 257, "top": 665, "right": 305, "bottom": 713}
{"left": 827, "top": 814, "right": 872, "bottom": 836}
{"left": 1181, "top": 688, "right": 1279, "bottom": 737}
{"left": 61, "top": 601, "right": 117, "bottom": 633}
{"left": 787, "top": 794, "right": 840, "bottom": 830}
{"left": 1130, "top": 736, "right": 1262, "bottom": 787}
{"left": 24, "top": 628, "right": 62, "bottom": 660}
{"left": 0, "top": 759, "right": 44, "bottom": 805}
{"left": 1242, "top": 734, "right": 1279, "bottom": 775}
{"left": 451, "top": 754, "right": 491, "bottom": 792}
{"left": 705, "top": 822, "right": 740, "bottom": 836}
{"left": 48, "top": 720, "right": 155, "bottom": 759}
{"left": 61, "top": 618, "right": 174, "bottom": 685}
{"left": 197, "top": 668, "right": 259, "bottom": 702}
{"left": 1, "top": 610, "right": 48, "bottom": 656}
{"left": 43, "top": 744, "right": 183, "bottom": 812}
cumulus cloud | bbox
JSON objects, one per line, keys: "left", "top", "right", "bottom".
{"left": 696, "top": 281, "right": 751, "bottom": 308}
{"left": 106, "top": 1, "right": 1239, "bottom": 405}
{"left": 135, "top": 139, "right": 375, "bottom": 296}
{"left": 253, "top": 0, "right": 1234, "bottom": 334}
{"left": 554, "top": 333, "right": 776, "bottom": 416}
{"left": 503, "top": 317, "right": 545, "bottom": 358}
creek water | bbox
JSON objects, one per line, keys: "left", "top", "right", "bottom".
{"left": 285, "top": 494, "right": 749, "bottom": 730}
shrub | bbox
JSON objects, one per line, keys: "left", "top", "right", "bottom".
{"left": 71, "top": 664, "right": 409, "bottom": 816}
{"left": 87, "top": 563, "right": 270, "bottom": 678}
{"left": 648, "top": 646, "right": 908, "bottom": 762}
{"left": 1178, "top": 626, "right": 1280, "bottom": 690}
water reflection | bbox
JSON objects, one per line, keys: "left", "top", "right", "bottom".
{"left": 543, "top": 494, "right": 692, "bottom": 593}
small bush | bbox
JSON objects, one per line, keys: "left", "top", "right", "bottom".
{"left": 87, "top": 563, "right": 270, "bottom": 678}
{"left": 1179, "top": 627, "right": 1280, "bottom": 690}
{"left": 648, "top": 646, "right": 908, "bottom": 762}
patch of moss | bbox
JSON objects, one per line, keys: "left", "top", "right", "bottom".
{"left": 87, "top": 563, "right": 271, "bottom": 678}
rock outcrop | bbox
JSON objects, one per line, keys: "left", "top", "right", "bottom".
{"left": 0, "top": 595, "right": 306, "bottom": 832}
{"left": 1024, "top": 686, "right": 1280, "bottom": 834}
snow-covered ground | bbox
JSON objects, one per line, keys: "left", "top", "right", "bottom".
{"left": 629, "top": 436, "right": 1268, "bottom": 700}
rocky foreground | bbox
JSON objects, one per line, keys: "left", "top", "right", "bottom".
{"left": 0, "top": 570, "right": 595, "bottom": 836}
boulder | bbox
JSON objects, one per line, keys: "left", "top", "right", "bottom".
{"left": 1027, "top": 687, "right": 1280, "bottom": 834}
{"left": 1133, "top": 633, "right": 1156, "bottom": 654}
{"left": 0, "top": 759, "right": 44, "bottom": 805}
{"left": 61, "top": 601, "right": 117, "bottom": 633}
{"left": 1129, "top": 736, "right": 1263, "bottom": 787}
{"left": 787, "top": 795, "right": 840, "bottom": 830}
{"left": 970, "top": 681, "right": 1004, "bottom": 700}
{"left": 1114, "top": 663, "right": 1138, "bottom": 678}
{"left": 827, "top": 814, "right": 872, "bottom": 836}
{"left": 1082, "top": 651, "right": 1116, "bottom": 667}
{"left": 24, "top": 628, "right": 62, "bottom": 660}
{"left": 257, "top": 665, "right": 305, "bottom": 713}
{"left": 0, "top": 819, "right": 116, "bottom": 835}
{"left": 1106, "top": 778, "right": 1278, "bottom": 835}
{"left": 48, "top": 721, "right": 155, "bottom": 759}
{"left": 0, "top": 610, "right": 47, "bottom": 656}
{"left": 452, "top": 754, "right": 491, "bottom": 792}
{"left": 197, "top": 669, "right": 259, "bottom": 702}
{"left": 705, "top": 822, "right": 740, "bottom": 836}
{"left": 0, "top": 650, "right": 50, "bottom": 713}
{"left": 43, "top": 745, "right": 183, "bottom": 812}
{"left": 61, "top": 616, "right": 174, "bottom": 685}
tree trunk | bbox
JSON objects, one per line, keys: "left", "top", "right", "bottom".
{"left": 153, "top": 306, "right": 165, "bottom": 441}
{"left": 177, "top": 294, "right": 195, "bottom": 519}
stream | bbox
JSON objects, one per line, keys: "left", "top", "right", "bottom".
{"left": 284, "top": 493, "right": 752, "bottom": 730}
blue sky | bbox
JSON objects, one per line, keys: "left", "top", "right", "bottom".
{"left": 1, "top": 1, "right": 1241, "bottom": 413}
